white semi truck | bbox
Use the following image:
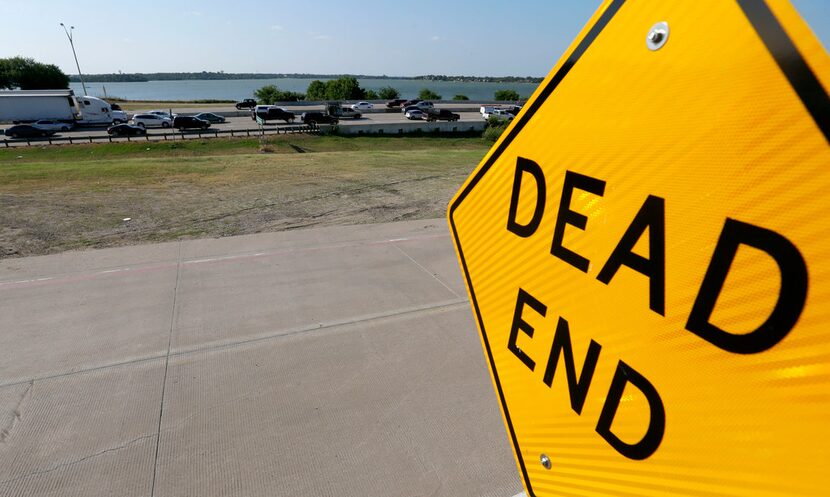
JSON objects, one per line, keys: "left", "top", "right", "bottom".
{"left": 0, "top": 89, "right": 126, "bottom": 125}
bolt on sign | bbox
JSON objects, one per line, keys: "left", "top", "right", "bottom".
{"left": 448, "top": 1, "right": 829, "bottom": 496}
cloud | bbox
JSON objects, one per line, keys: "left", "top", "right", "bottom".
{"left": 185, "top": 10, "right": 202, "bottom": 16}
{"left": 429, "top": 35, "right": 441, "bottom": 42}
{"left": 270, "top": 24, "right": 283, "bottom": 31}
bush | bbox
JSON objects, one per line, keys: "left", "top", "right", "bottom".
{"left": 418, "top": 88, "right": 442, "bottom": 100}
{"left": 254, "top": 84, "right": 305, "bottom": 104}
{"left": 378, "top": 86, "right": 400, "bottom": 99}
{"left": 494, "top": 89, "right": 521, "bottom": 101}
{"left": 453, "top": 94, "right": 469, "bottom": 101}
{"left": 365, "top": 89, "right": 379, "bottom": 100}
{"left": 483, "top": 122, "right": 509, "bottom": 142}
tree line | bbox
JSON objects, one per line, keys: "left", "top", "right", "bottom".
{"left": 68, "top": 72, "right": 544, "bottom": 83}
{"left": 254, "top": 77, "right": 525, "bottom": 104}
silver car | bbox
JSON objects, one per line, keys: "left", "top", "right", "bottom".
{"left": 32, "top": 120, "right": 73, "bottom": 132}
{"left": 130, "top": 114, "right": 173, "bottom": 128}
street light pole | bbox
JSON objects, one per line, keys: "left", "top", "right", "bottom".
{"left": 60, "top": 23, "right": 87, "bottom": 96}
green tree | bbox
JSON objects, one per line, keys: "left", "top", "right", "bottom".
{"left": 0, "top": 57, "right": 69, "bottom": 90}
{"left": 494, "top": 89, "right": 521, "bottom": 101}
{"left": 325, "top": 76, "right": 366, "bottom": 100}
{"left": 306, "top": 80, "right": 327, "bottom": 100}
{"left": 452, "top": 94, "right": 469, "bottom": 101}
{"left": 418, "top": 88, "right": 441, "bottom": 100}
{"left": 378, "top": 86, "right": 400, "bottom": 99}
{"left": 365, "top": 89, "right": 379, "bottom": 100}
{"left": 254, "top": 85, "right": 305, "bottom": 104}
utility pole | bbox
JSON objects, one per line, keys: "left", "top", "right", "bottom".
{"left": 60, "top": 23, "right": 87, "bottom": 96}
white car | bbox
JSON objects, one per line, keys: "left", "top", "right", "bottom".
{"left": 32, "top": 120, "right": 73, "bottom": 132}
{"left": 148, "top": 110, "right": 173, "bottom": 119}
{"left": 405, "top": 109, "right": 425, "bottom": 120}
{"left": 483, "top": 109, "right": 515, "bottom": 122}
{"left": 351, "top": 101, "right": 373, "bottom": 110}
{"left": 130, "top": 113, "right": 173, "bottom": 128}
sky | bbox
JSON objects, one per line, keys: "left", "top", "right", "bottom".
{"left": 0, "top": 0, "right": 828, "bottom": 77}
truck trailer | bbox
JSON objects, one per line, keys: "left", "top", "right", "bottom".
{"left": 0, "top": 89, "right": 123, "bottom": 125}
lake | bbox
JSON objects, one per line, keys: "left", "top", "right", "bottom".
{"left": 69, "top": 78, "right": 539, "bottom": 102}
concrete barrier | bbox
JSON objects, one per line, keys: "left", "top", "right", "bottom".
{"left": 332, "top": 120, "right": 486, "bottom": 135}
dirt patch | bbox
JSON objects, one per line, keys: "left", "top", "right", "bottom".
{"left": 0, "top": 141, "right": 487, "bottom": 258}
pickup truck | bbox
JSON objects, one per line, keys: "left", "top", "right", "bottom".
{"left": 424, "top": 109, "right": 460, "bottom": 122}
{"left": 482, "top": 108, "right": 515, "bottom": 122}
{"left": 236, "top": 99, "right": 257, "bottom": 110}
{"left": 252, "top": 105, "right": 296, "bottom": 124}
{"left": 301, "top": 112, "right": 339, "bottom": 125}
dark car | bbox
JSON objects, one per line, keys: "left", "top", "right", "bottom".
{"left": 107, "top": 124, "right": 147, "bottom": 136}
{"left": 2, "top": 124, "right": 56, "bottom": 139}
{"left": 504, "top": 105, "right": 523, "bottom": 116}
{"left": 252, "top": 106, "right": 296, "bottom": 124}
{"left": 110, "top": 103, "right": 123, "bottom": 111}
{"left": 173, "top": 116, "right": 210, "bottom": 130}
{"left": 386, "top": 99, "right": 407, "bottom": 108}
{"left": 300, "top": 112, "right": 338, "bottom": 125}
{"left": 400, "top": 99, "right": 422, "bottom": 108}
{"left": 425, "top": 109, "right": 460, "bottom": 122}
{"left": 235, "top": 99, "right": 257, "bottom": 110}
{"left": 193, "top": 112, "right": 226, "bottom": 124}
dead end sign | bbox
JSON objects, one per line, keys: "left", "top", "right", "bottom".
{"left": 448, "top": 1, "right": 830, "bottom": 496}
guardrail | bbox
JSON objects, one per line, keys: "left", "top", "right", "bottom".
{"left": 1, "top": 125, "right": 320, "bottom": 148}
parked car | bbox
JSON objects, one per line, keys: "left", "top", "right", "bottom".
{"left": 193, "top": 112, "right": 226, "bottom": 124}
{"left": 300, "top": 112, "right": 338, "bottom": 125}
{"left": 351, "top": 101, "right": 373, "bottom": 110}
{"left": 2, "top": 124, "right": 56, "bottom": 138}
{"left": 32, "top": 120, "right": 73, "bottom": 132}
{"left": 173, "top": 116, "right": 210, "bottom": 130}
{"left": 339, "top": 107, "right": 362, "bottom": 119}
{"left": 402, "top": 101, "right": 434, "bottom": 113}
{"left": 425, "top": 109, "right": 460, "bottom": 122}
{"left": 130, "top": 114, "right": 173, "bottom": 128}
{"left": 107, "top": 123, "right": 147, "bottom": 136}
{"left": 252, "top": 105, "right": 296, "bottom": 124}
{"left": 235, "top": 99, "right": 257, "bottom": 110}
{"left": 405, "top": 109, "right": 425, "bottom": 120}
{"left": 386, "top": 99, "right": 407, "bottom": 108}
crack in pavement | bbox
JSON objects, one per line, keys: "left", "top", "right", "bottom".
{"left": 0, "top": 433, "right": 156, "bottom": 486}
{"left": 0, "top": 381, "right": 32, "bottom": 443}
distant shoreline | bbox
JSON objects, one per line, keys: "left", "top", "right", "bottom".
{"left": 68, "top": 72, "right": 544, "bottom": 84}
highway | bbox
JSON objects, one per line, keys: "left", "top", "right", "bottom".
{"left": 1, "top": 104, "right": 490, "bottom": 147}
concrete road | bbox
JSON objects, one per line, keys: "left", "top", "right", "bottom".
{"left": 0, "top": 220, "right": 522, "bottom": 497}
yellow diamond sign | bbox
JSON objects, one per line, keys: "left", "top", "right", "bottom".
{"left": 448, "top": 1, "right": 829, "bottom": 496}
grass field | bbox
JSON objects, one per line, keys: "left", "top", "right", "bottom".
{"left": 0, "top": 135, "right": 491, "bottom": 257}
